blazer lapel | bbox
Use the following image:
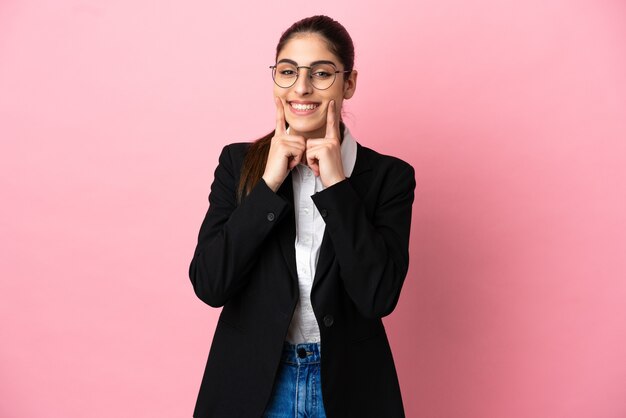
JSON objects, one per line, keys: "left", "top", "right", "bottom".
{"left": 276, "top": 173, "right": 298, "bottom": 282}
{"left": 312, "top": 144, "right": 373, "bottom": 291}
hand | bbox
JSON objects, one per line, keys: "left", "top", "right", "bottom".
{"left": 262, "top": 98, "right": 306, "bottom": 192}
{"left": 306, "top": 100, "right": 346, "bottom": 188}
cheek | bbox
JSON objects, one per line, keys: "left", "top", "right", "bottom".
{"left": 273, "top": 85, "right": 287, "bottom": 99}
{"left": 329, "top": 92, "right": 344, "bottom": 109}
{"left": 329, "top": 85, "right": 346, "bottom": 102}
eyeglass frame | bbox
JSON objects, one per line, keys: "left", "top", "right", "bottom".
{"left": 269, "top": 61, "right": 352, "bottom": 90}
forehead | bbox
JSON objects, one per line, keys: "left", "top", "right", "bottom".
{"left": 277, "top": 33, "right": 339, "bottom": 65}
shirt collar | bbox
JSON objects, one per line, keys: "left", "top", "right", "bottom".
{"left": 341, "top": 126, "right": 358, "bottom": 178}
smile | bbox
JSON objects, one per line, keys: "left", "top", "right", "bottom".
{"left": 289, "top": 102, "right": 320, "bottom": 111}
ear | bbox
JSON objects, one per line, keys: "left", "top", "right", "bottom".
{"left": 343, "top": 69, "right": 358, "bottom": 100}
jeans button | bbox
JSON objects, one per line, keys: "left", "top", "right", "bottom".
{"left": 297, "top": 348, "right": 307, "bottom": 358}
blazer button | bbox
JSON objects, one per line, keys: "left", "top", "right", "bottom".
{"left": 266, "top": 212, "right": 275, "bottom": 221}
{"left": 320, "top": 209, "right": 328, "bottom": 218}
{"left": 323, "top": 314, "right": 334, "bottom": 327}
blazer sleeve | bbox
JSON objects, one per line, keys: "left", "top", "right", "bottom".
{"left": 189, "top": 144, "right": 290, "bottom": 307}
{"left": 311, "top": 158, "right": 415, "bottom": 319}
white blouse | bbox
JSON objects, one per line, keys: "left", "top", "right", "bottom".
{"left": 285, "top": 127, "right": 358, "bottom": 344}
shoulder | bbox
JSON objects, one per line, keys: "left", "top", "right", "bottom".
{"left": 219, "top": 142, "right": 252, "bottom": 162}
{"left": 213, "top": 142, "right": 252, "bottom": 171}
{"left": 356, "top": 143, "right": 414, "bottom": 177}
{"left": 351, "top": 144, "right": 415, "bottom": 206}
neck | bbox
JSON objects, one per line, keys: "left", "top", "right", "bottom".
{"left": 287, "top": 121, "right": 345, "bottom": 143}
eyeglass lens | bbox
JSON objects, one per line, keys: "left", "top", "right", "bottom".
{"left": 272, "top": 63, "right": 338, "bottom": 90}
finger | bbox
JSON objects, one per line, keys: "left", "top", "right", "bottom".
{"left": 307, "top": 157, "right": 320, "bottom": 177}
{"left": 310, "top": 162, "right": 320, "bottom": 177}
{"left": 285, "top": 141, "right": 306, "bottom": 170}
{"left": 288, "top": 153, "right": 301, "bottom": 170}
{"left": 275, "top": 97, "right": 287, "bottom": 135}
{"left": 305, "top": 148, "right": 320, "bottom": 176}
{"left": 325, "top": 100, "right": 340, "bottom": 140}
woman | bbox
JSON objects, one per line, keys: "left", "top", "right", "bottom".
{"left": 189, "top": 15, "right": 415, "bottom": 418}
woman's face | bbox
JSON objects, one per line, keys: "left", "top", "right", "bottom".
{"left": 274, "top": 33, "right": 357, "bottom": 139}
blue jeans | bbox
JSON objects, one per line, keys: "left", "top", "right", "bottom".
{"left": 263, "top": 342, "right": 327, "bottom": 418}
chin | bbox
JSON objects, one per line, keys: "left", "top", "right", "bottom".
{"left": 287, "top": 120, "right": 324, "bottom": 136}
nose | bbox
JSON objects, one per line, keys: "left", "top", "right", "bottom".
{"left": 293, "top": 68, "right": 313, "bottom": 95}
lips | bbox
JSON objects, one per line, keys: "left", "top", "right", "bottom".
{"left": 288, "top": 101, "right": 320, "bottom": 114}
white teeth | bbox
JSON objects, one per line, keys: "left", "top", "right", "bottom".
{"left": 291, "top": 103, "right": 318, "bottom": 111}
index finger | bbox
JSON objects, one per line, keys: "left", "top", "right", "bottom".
{"left": 275, "top": 97, "right": 287, "bottom": 135}
{"left": 325, "top": 100, "right": 340, "bottom": 140}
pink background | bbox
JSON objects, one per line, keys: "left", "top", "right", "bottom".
{"left": 1, "top": 1, "right": 626, "bottom": 417}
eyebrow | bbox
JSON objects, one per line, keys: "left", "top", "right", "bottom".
{"left": 277, "top": 59, "right": 338, "bottom": 67}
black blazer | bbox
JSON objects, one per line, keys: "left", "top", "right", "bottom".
{"left": 189, "top": 141, "right": 415, "bottom": 418}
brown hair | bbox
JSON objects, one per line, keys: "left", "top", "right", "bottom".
{"left": 237, "top": 15, "right": 355, "bottom": 201}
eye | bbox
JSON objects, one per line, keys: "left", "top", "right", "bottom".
{"left": 310, "top": 65, "right": 336, "bottom": 79}
{"left": 312, "top": 70, "right": 332, "bottom": 79}
{"left": 276, "top": 65, "right": 297, "bottom": 77}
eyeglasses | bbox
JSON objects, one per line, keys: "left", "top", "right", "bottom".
{"left": 270, "top": 62, "right": 351, "bottom": 90}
